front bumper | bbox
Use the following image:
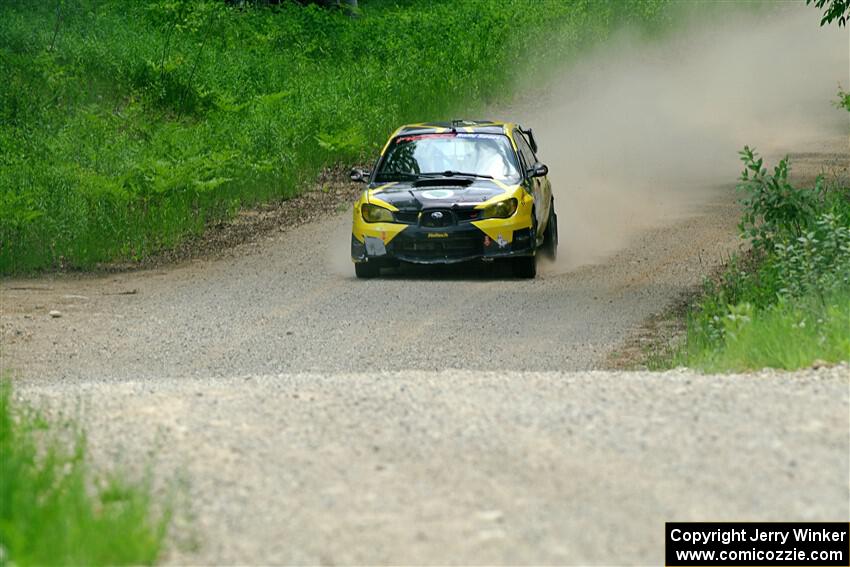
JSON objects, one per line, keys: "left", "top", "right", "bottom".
{"left": 351, "top": 224, "right": 534, "bottom": 265}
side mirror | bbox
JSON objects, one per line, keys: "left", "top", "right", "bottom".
{"left": 527, "top": 163, "right": 548, "bottom": 178}
{"left": 350, "top": 168, "right": 370, "bottom": 183}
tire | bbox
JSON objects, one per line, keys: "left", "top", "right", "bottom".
{"left": 512, "top": 255, "right": 537, "bottom": 279}
{"left": 355, "top": 261, "right": 380, "bottom": 279}
{"left": 542, "top": 202, "right": 558, "bottom": 261}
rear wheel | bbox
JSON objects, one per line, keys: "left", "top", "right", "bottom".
{"left": 542, "top": 201, "right": 558, "bottom": 261}
{"left": 512, "top": 255, "right": 537, "bottom": 279}
{"left": 355, "top": 261, "right": 380, "bottom": 279}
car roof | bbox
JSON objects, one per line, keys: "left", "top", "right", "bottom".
{"left": 380, "top": 120, "right": 521, "bottom": 155}
{"left": 394, "top": 120, "right": 516, "bottom": 136}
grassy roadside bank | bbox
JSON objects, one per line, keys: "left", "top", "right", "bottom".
{"left": 0, "top": 380, "right": 170, "bottom": 565}
{"left": 0, "top": 0, "right": 675, "bottom": 274}
{"left": 656, "top": 146, "right": 850, "bottom": 372}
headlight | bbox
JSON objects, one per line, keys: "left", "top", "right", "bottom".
{"left": 480, "top": 198, "right": 518, "bottom": 219}
{"left": 361, "top": 203, "right": 394, "bottom": 223}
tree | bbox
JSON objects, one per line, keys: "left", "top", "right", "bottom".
{"left": 806, "top": 0, "right": 849, "bottom": 26}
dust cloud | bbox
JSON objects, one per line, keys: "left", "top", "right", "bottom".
{"left": 327, "top": 5, "right": 847, "bottom": 276}
{"left": 506, "top": 5, "right": 848, "bottom": 270}
{"left": 327, "top": 212, "right": 357, "bottom": 276}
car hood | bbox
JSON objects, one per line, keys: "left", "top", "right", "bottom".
{"left": 368, "top": 179, "right": 517, "bottom": 210}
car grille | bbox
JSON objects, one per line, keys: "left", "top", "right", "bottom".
{"left": 392, "top": 234, "right": 482, "bottom": 261}
{"left": 394, "top": 208, "right": 481, "bottom": 227}
{"left": 419, "top": 209, "right": 454, "bottom": 228}
{"left": 393, "top": 211, "right": 419, "bottom": 224}
{"left": 455, "top": 209, "right": 481, "bottom": 222}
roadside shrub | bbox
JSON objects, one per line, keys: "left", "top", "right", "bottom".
{"left": 735, "top": 148, "right": 850, "bottom": 303}
{"left": 768, "top": 212, "right": 850, "bottom": 298}
{"left": 737, "top": 146, "right": 824, "bottom": 255}
{"left": 836, "top": 85, "right": 850, "bottom": 112}
{"left": 675, "top": 149, "right": 850, "bottom": 371}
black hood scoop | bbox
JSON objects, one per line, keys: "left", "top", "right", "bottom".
{"left": 371, "top": 177, "right": 510, "bottom": 209}
{"left": 412, "top": 178, "right": 474, "bottom": 188}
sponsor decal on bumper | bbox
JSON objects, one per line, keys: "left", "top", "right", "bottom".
{"left": 352, "top": 225, "right": 533, "bottom": 264}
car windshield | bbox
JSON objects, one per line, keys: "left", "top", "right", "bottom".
{"left": 375, "top": 133, "right": 521, "bottom": 182}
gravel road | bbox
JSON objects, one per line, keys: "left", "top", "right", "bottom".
{"left": 17, "top": 367, "right": 850, "bottom": 565}
{"left": 1, "top": 184, "right": 741, "bottom": 380}
{"left": 3, "top": 172, "right": 848, "bottom": 563}
{"left": 2, "top": 7, "right": 849, "bottom": 562}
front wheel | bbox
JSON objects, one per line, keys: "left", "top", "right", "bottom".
{"left": 355, "top": 261, "right": 380, "bottom": 279}
{"left": 512, "top": 255, "right": 537, "bottom": 279}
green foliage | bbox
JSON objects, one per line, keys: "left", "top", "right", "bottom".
{"left": 673, "top": 150, "right": 850, "bottom": 372}
{"left": 737, "top": 146, "right": 824, "bottom": 255}
{"left": 0, "top": 0, "right": 673, "bottom": 273}
{"left": 679, "top": 290, "right": 850, "bottom": 372}
{"left": 836, "top": 85, "right": 850, "bottom": 112}
{"left": 806, "top": 0, "right": 849, "bottom": 26}
{"left": 768, "top": 212, "right": 850, "bottom": 298}
{"left": 0, "top": 380, "right": 170, "bottom": 565}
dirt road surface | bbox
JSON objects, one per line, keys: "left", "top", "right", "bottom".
{"left": 17, "top": 367, "right": 849, "bottom": 565}
{"left": 2, "top": 6, "right": 849, "bottom": 565}
{"left": 1, "top": 182, "right": 742, "bottom": 380}
{"left": 3, "top": 140, "right": 848, "bottom": 563}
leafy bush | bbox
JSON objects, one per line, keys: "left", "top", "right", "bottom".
{"left": 0, "top": 380, "right": 170, "bottom": 565}
{"left": 836, "top": 85, "right": 850, "bottom": 112}
{"left": 675, "top": 149, "right": 850, "bottom": 371}
{"left": 0, "top": 0, "right": 673, "bottom": 273}
{"left": 737, "top": 146, "right": 824, "bottom": 255}
{"left": 768, "top": 212, "right": 850, "bottom": 298}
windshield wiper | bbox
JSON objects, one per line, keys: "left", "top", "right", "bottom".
{"left": 419, "top": 171, "right": 494, "bottom": 179}
{"left": 374, "top": 172, "right": 419, "bottom": 181}
{"left": 376, "top": 170, "right": 495, "bottom": 182}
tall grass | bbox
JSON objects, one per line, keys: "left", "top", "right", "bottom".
{"left": 0, "top": 0, "right": 673, "bottom": 273}
{"left": 678, "top": 290, "right": 850, "bottom": 372}
{"left": 0, "top": 380, "right": 170, "bottom": 565}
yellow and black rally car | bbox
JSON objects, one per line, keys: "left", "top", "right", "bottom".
{"left": 350, "top": 120, "right": 556, "bottom": 278}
